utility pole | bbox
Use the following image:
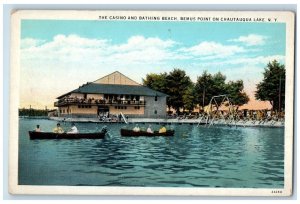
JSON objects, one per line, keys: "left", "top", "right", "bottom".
{"left": 202, "top": 88, "right": 205, "bottom": 109}
{"left": 278, "top": 75, "right": 282, "bottom": 112}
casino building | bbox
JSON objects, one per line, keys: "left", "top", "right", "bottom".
{"left": 54, "top": 71, "right": 168, "bottom": 118}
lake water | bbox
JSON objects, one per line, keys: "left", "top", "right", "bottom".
{"left": 18, "top": 118, "right": 284, "bottom": 188}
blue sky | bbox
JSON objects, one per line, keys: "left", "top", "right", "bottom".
{"left": 20, "top": 20, "right": 286, "bottom": 108}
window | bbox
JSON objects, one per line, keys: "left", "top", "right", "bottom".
{"left": 78, "top": 105, "right": 81, "bottom": 108}
{"left": 115, "top": 106, "right": 118, "bottom": 109}
{"left": 154, "top": 110, "right": 157, "bottom": 114}
{"left": 124, "top": 106, "right": 127, "bottom": 109}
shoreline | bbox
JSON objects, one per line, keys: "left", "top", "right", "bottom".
{"left": 38, "top": 117, "right": 285, "bottom": 128}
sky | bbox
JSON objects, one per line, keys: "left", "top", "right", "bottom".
{"left": 20, "top": 20, "right": 286, "bottom": 109}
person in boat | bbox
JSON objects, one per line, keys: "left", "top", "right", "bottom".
{"left": 35, "top": 125, "right": 41, "bottom": 132}
{"left": 67, "top": 123, "right": 79, "bottom": 134}
{"left": 53, "top": 123, "right": 64, "bottom": 133}
{"left": 146, "top": 125, "right": 153, "bottom": 133}
{"left": 133, "top": 124, "right": 140, "bottom": 132}
{"left": 159, "top": 125, "right": 167, "bottom": 133}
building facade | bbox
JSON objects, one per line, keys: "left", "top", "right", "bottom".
{"left": 54, "top": 71, "right": 168, "bottom": 118}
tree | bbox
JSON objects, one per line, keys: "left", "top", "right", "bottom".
{"left": 166, "top": 69, "right": 192, "bottom": 113}
{"left": 226, "top": 80, "right": 249, "bottom": 107}
{"left": 195, "top": 71, "right": 227, "bottom": 108}
{"left": 255, "top": 60, "right": 285, "bottom": 111}
{"left": 195, "top": 71, "right": 212, "bottom": 108}
{"left": 142, "top": 72, "right": 168, "bottom": 93}
{"left": 182, "top": 85, "right": 197, "bottom": 112}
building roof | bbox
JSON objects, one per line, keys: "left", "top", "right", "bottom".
{"left": 57, "top": 83, "right": 168, "bottom": 99}
{"left": 239, "top": 99, "right": 272, "bottom": 110}
{"left": 93, "top": 71, "right": 141, "bottom": 86}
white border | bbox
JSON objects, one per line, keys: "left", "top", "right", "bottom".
{"left": 8, "top": 10, "right": 295, "bottom": 196}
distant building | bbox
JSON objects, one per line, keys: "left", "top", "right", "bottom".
{"left": 54, "top": 71, "right": 168, "bottom": 118}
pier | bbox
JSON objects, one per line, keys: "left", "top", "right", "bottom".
{"left": 48, "top": 116, "right": 284, "bottom": 127}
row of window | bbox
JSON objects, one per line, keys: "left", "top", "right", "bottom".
{"left": 115, "top": 106, "right": 127, "bottom": 110}
{"left": 60, "top": 109, "right": 71, "bottom": 114}
{"left": 114, "top": 106, "right": 142, "bottom": 110}
{"left": 78, "top": 105, "right": 92, "bottom": 108}
{"left": 60, "top": 108, "right": 158, "bottom": 114}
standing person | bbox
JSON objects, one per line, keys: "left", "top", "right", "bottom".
{"left": 53, "top": 123, "right": 64, "bottom": 133}
{"left": 35, "top": 125, "right": 41, "bottom": 132}
{"left": 67, "top": 123, "right": 79, "bottom": 134}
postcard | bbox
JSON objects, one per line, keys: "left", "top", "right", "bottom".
{"left": 9, "top": 10, "right": 294, "bottom": 196}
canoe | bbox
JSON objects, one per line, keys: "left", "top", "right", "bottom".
{"left": 28, "top": 130, "right": 107, "bottom": 140}
{"left": 120, "top": 129, "right": 174, "bottom": 137}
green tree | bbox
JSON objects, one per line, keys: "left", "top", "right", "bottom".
{"left": 226, "top": 80, "right": 249, "bottom": 107}
{"left": 211, "top": 72, "right": 227, "bottom": 96}
{"left": 142, "top": 72, "right": 168, "bottom": 93}
{"left": 255, "top": 60, "right": 285, "bottom": 111}
{"left": 195, "top": 71, "right": 227, "bottom": 108}
{"left": 195, "top": 71, "right": 212, "bottom": 108}
{"left": 166, "top": 69, "right": 192, "bottom": 113}
{"left": 182, "top": 84, "right": 197, "bottom": 112}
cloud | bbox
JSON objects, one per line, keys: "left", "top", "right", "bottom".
{"left": 199, "top": 55, "right": 285, "bottom": 67}
{"left": 113, "top": 35, "right": 176, "bottom": 52}
{"left": 20, "top": 34, "right": 184, "bottom": 108}
{"left": 229, "top": 34, "right": 268, "bottom": 46}
{"left": 21, "top": 38, "right": 45, "bottom": 49}
{"left": 21, "top": 34, "right": 184, "bottom": 66}
{"left": 180, "top": 41, "right": 245, "bottom": 59}
{"left": 20, "top": 34, "right": 284, "bottom": 108}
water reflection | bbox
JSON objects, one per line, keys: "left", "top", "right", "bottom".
{"left": 19, "top": 118, "right": 284, "bottom": 188}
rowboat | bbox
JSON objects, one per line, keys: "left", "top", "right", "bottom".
{"left": 120, "top": 129, "right": 174, "bottom": 137}
{"left": 28, "top": 129, "right": 107, "bottom": 140}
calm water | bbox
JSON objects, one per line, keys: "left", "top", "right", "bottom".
{"left": 19, "top": 118, "right": 284, "bottom": 188}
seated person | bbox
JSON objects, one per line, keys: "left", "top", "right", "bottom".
{"left": 146, "top": 125, "right": 153, "bottom": 133}
{"left": 35, "top": 125, "right": 41, "bottom": 132}
{"left": 67, "top": 123, "right": 79, "bottom": 134}
{"left": 159, "top": 126, "right": 167, "bottom": 133}
{"left": 53, "top": 123, "right": 64, "bottom": 133}
{"left": 133, "top": 125, "right": 140, "bottom": 132}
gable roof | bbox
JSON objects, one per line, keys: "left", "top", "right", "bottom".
{"left": 57, "top": 83, "right": 167, "bottom": 99}
{"left": 93, "top": 71, "right": 140, "bottom": 86}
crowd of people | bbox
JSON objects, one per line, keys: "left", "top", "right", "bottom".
{"left": 58, "top": 96, "right": 144, "bottom": 105}
{"left": 98, "top": 113, "right": 129, "bottom": 122}
{"left": 167, "top": 109, "right": 285, "bottom": 125}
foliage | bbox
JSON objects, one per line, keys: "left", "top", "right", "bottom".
{"left": 142, "top": 72, "right": 168, "bottom": 93}
{"left": 144, "top": 68, "right": 250, "bottom": 113}
{"left": 143, "top": 69, "right": 193, "bottom": 113}
{"left": 195, "top": 71, "right": 228, "bottom": 107}
{"left": 226, "top": 80, "right": 249, "bottom": 106}
{"left": 19, "top": 108, "right": 49, "bottom": 116}
{"left": 255, "top": 60, "right": 285, "bottom": 111}
{"left": 166, "top": 69, "right": 193, "bottom": 113}
{"left": 182, "top": 85, "right": 197, "bottom": 112}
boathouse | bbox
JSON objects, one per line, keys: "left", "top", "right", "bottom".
{"left": 54, "top": 71, "right": 168, "bottom": 118}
